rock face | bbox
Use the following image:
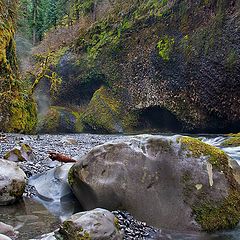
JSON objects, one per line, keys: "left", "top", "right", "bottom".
{"left": 69, "top": 135, "right": 240, "bottom": 232}
{"left": 0, "top": 159, "right": 27, "bottom": 205}
{"left": 42, "top": 0, "right": 240, "bottom": 134}
{"left": 59, "top": 208, "right": 122, "bottom": 240}
{"left": 0, "top": 1, "right": 37, "bottom": 133}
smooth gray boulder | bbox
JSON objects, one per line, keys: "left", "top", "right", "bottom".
{"left": 0, "top": 159, "right": 27, "bottom": 205}
{"left": 69, "top": 135, "right": 240, "bottom": 232}
{"left": 29, "top": 164, "right": 80, "bottom": 221}
{"left": 0, "top": 222, "right": 15, "bottom": 235}
{"left": 0, "top": 234, "right": 12, "bottom": 240}
{"left": 59, "top": 208, "right": 122, "bottom": 240}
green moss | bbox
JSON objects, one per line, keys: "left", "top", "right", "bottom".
{"left": 228, "top": 133, "right": 240, "bottom": 137}
{"left": 225, "top": 50, "right": 238, "bottom": 69}
{"left": 38, "top": 107, "right": 61, "bottom": 133}
{"left": 81, "top": 86, "right": 123, "bottom": 133}
{"left": 221, "top": 137, "right": 240, "bottom": 147}
{"left": 179, "top": 136, "right": 240, "bottom": 231}
{"left": 68, "top": 167, "right": 75, "bottom": 187}
{"left": 4, "top": 94, "right": 37, "bottom": 133}
{"left": 21, "top": 143, "right": 32, "bottom": 155}
{"left": 157, "top": 36, "right": 175, "bottom": 61}
{"left": 193, "top": 190, "right": 240, "bottom": 232}
{"left": 180, "top": 136, "right": 229, "bottom": 170}
{"left": 37, "top": 106, "right": 83, "bottom": 133}
{"left": 52, "top": 47, "right": 69, "bottom": 66}
{"left": 71, "top": 111, "right": 84, "bottom": 132}
{"left": 9, "top": 180, "right": 25, "bottom": 198}
{"left": 59, "top": 220, "right": 91, "bottom": 240}
{"left": 81, "top": 86, "right": 140, "bottom": 133}
{"left": 4, "top": 148, "right": 25, "bottom": 161}
{"left": 181, "top": 171, "right": 196, "bottom": 200}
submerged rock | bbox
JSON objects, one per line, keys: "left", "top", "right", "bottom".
{"left": 69, "top": 135, "right": 240, "bottom": 232}
{"left": 59, "top": 208, "right": 122, "bottom": 240}
{"left": 0, "top": 159, "right": 27, "bottom": 205}
{"left": 30, "top": 232, "right": 57, "bottom": 240}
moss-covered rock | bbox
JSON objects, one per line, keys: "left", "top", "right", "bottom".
{"left": 37, "top": 106, "right": 83, "bottom": 133}
{"left": 5, "top": 95, "right": 37, "bottom": 133}
{"left": 58, "top": 208, "right": 122, "bottom": 240}
{"left": 221, "top": 137, "right": 240, "bottom": 147}
{"left": 69, "top": 135, "right": 240, "bottom": 232}
{"left": 179, "top": 136, "right": 240, "bottom": 231}
{"left": 81, "top": 86, "right": 137, "bottom": 133}
{"left": 4, "top": 143, "right": 33, "bottom": 162}
{"left": 0, "top": 159, "right": 27, "bottom": 205}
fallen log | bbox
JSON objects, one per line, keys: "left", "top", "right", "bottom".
{"left": 48, "top": 152, "right": 76, "bottom": 163}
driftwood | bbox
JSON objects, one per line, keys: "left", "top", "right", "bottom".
{"left": 48, "top": 152, "right": 76, "bottom": 163}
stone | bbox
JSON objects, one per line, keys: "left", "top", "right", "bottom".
{"left": 0, "top": 159, "right": 27, "bottom": 205}
{"left": 69, "top": 135, "right": 240, "bottom": 232}
{"left": 4, "top": 144, "right": 33, "bottom": 162}
{"left": 0, "top": 222, "right": 15, "bottom": 237}
{"left": 29, "top": 163, "right": 79, "bottom": 220}
{"left": 58, "top": 208, "right": 122, "bottom": 240}
{"left": 0, "top": 234, "right": 12, "bottom": 240}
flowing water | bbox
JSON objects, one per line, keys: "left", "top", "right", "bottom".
{"left": 1, "top": 134, "right": 240, "bottom": 239}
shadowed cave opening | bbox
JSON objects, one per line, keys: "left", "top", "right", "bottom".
{"left": 135, "top": 106, "right": 183, "bottom": 133}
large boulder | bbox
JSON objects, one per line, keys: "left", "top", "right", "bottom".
{"left": 58, "top": 208, "right": 122, "bottom": 240}
{"left": 0, "top": 159, "right": 27, "bottom": 205}
{"left": 29, "top": 164, "right": 79, "bottom": 220}
{"left": 81, "top": 86, "right": 137, "bottom": 133}
{"left": 68, "top": 135, "right": 240, "bottom": 232}
{"left": 0, "top": 234, "right": 12, "bottom": 240}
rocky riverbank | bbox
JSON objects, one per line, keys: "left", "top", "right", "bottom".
{"left": 0, "top": 133, "right": 164, "bottom": 239}
{"left": 1, "top": 133, "right": 240, "bottom": 240}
